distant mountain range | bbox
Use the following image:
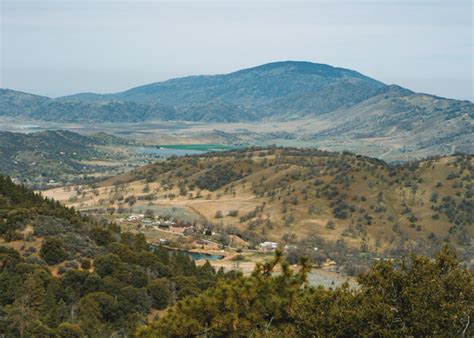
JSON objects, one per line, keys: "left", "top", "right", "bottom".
{"left": 1, "top": 61, "right": 472, "bottom": 158}
{"left": 2, "top": 61, "right": 471, "bottom": 123}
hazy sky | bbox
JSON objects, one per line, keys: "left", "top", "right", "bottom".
{"left": 1, "top": 0, "right": 472, "bottom": 101}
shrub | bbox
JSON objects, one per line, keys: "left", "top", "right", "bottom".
{"left": 228, "top": 210, "right": 239, "bottom": 217}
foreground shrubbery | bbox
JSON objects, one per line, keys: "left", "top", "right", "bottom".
{"left": 138, "top": 247, "right": 473, "bottom": 337}
{"left": 0, "top": 240, "right": 220, "bottom": 337}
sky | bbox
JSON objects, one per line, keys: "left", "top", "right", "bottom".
{"left": 1, "top": 0, "right": 472, "bottom": 101}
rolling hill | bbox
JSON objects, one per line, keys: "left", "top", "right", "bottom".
{"left": 45, "top": 147, "right": 474, "bottom": 265}
{"left": 1, "top": 157, "right": 472, "bottom": 337}
{"left": 0, "top": 130, "right": 135, "bottom": 187}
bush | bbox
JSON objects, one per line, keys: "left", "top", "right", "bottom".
{"left": 325, "top": 220, "right": 335, "bottom": 230}
{"left": 228, "top": 210, "right": 239, "bottom": 217}
{"left": 231, "top": 254, "right": 246, "bottom": 261}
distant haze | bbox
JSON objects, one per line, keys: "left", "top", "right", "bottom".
{"left": 1, "top": 0, "right": 472, "bottom": 101}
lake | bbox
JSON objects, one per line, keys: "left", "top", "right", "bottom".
{"left": 134, "top": 146, "right": 206, "bottom": 157}
{"left": 133, "top": 144, "right": 237, "bottom": 157}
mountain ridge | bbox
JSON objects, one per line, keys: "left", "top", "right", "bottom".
{"left": 0, "top": 61, "right": 472, "bottom": 158}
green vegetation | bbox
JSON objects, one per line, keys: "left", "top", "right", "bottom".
{"left": 0, "top": 174, "right": 222, "bottom": 336}
{"left": 39, "top": 238, "right": 68, "bottom": 265}
{"left": 0, "top": 171, "right": 473, "bottom": 336}
{"left": 138, "top": 247, "right": 473, "bottom": 337}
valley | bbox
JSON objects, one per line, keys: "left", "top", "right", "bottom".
{"left": 1, "top": 62, "right": 472, "bottom": 164}
{"left": 0, "top": 61, "right": 472, "bottom": 337}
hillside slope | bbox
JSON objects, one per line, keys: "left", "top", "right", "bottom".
{"left": 306, "top": 85, "right": 474, "bottom": 157}
{"left": 47, "top": 148, "right": 474, "bottom": 263}
{"left": 0, "top": 130, "right": 133, "bottom": 187}
{"left": 0, "top": 174, "right": 221, "bottom": 336}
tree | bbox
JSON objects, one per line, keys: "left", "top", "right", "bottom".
{"left": 94, "top": 254, "right": 122, "bottom": 277}
{"left": 56, "top": 323, "right": 84, "bottom": 338}
{"left": 39, "top": 237, "right": 67, "bottom": 265}
{"left": 78, "top": 294, "right": 103, "bottom": 337}
{"left": 137, "top": 247, "right": 473, "bottom": 337}
{"left": 144, "top": 209, "right": 155, "bottom": 219}
{"left": 40, "top": 283, "right": 59, "bottom": 328}
{"left": 147, "top": 278, "right": 172, "bottom": 309}
{"left": 137, "top": 250, "right": 311, "bottom": 337}
{"left": 90, "top": 227, "right": 115, "bottom": 246}
{"left": 355, "top": 245, "right": 473, "bottom": 336}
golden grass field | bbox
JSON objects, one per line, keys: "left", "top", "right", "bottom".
{"left": 43, "top": 149, "right": 473, "bottom": 256}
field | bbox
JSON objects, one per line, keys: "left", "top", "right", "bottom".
{"left": 159, "top": 144, "right": 237, "bottom": 151}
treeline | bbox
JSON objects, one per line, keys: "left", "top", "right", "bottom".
{"left": 138, "top": 247, "right": 473, "bottom": 337}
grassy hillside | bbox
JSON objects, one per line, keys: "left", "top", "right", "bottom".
{"left": 47, "top": 148, "right": 473, "bottom": 268}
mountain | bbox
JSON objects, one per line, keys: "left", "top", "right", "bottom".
{"left": 1, "top": 61, "right": 472, "bottom": 158}
{"left": 62, "top": 61, "right": 387, "bottom": 119}
{"left": 0, "top": 89, "right": 50, "bottom": 116}
{"left": 305, "top": 85, "right": 474, "bottom": 158}
{"left": 0, "top": 89, "right": 177, "bottom": 123}
{"left": 2, "top": 61, "right": 472, "bottom": 123}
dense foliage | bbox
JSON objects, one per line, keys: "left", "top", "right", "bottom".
{"left": 138, "top": 247, "right": 473, "bottom": 337}
{"left": 0, "top": 242, "right": 220, "bottom": 336}
{"left": 0, "top": 175, "right": 220, "bottom": 336}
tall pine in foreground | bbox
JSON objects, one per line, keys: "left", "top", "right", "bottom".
{"left": 137, "top": 246, "right": 473, "bottom": 337}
